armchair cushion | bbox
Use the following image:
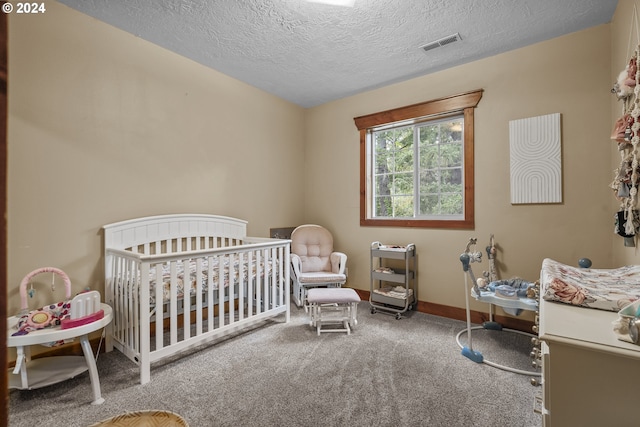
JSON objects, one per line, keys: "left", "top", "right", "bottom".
{"left": 296, "top": 271, "right": 346, "bottom": 285}
{"left": 292, "top": 225, "right": 337, "bottom": 273}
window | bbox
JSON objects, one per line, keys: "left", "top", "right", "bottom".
{"left": 354, "top": 90, "right": 483, "bottom": 229}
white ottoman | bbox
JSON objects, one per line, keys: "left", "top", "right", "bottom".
{"left": 306, "top": 288, "right": 361, "bottom": 335}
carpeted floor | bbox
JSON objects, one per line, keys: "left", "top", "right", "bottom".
{"left": 9, "top": 302, "right": 542, "bottom": 427}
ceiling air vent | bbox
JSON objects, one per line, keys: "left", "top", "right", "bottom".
{"left": 420, "top": 33, "right": 461, "bottom": 53}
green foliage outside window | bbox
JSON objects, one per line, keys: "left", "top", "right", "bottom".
{"left": 372, "top": 118, "right": 463, "bottom": 219}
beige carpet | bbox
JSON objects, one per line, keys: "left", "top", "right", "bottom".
{"left": 88, "top": 410, "right": 188, "bottom": 427}
{"left": 9, "top": 302, "right": 541, "bottom": 427}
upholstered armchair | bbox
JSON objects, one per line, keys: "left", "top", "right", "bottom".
{"left": 290, "top": 224, "right": 347, "bottom": 308}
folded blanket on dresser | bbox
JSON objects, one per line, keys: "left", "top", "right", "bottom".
{"left": 541, "top": 258, "right": 640, "bottom": 311}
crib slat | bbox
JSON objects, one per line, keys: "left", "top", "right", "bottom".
{"left": 247, "top": 251, "right": 254, "bottom": 317}
{"left": 272, "top": 247, "right": 279, "bottom": 308}
{"left": 139, "top": 261, "right": 151, "bottom": 384}
{"left": 182, "top": 259, "right": 191, "bottom": 341}
{"left": 122, "top": 258, "right": 131, "bottom": 352}
{"left": 279, "top": 245, "right": 285, "bottom": 307}
{"left": 276, "top": 247, "right": 282, "bottom": 307}
{"left": 217, "top": 254, "right": 225, "bottom": 328}
{"left": 207, "top": 257, "right": 214, "bottom": 332}
{"left": 263, "top": 248, "right": 269, "bottom": 311}
{"left": 228, "top": 253, "right": 235, "bottom": 325}
{"left": 256, "top": 250, "right": 262, "bottom": 315}
{"left": 110, "top": 255, "right": 121, "bottom": 346}
{"left": 170, "top": 262, "right": 178, "bottom": 345}
{"left": 155, "top": 265, "right": 163, "bottom": 352}
{"left": 195, "top": 258, "right": 203, "bottom": 336}
{"left": 270, "top": 247, "right": 276, "bottom": 309}
{"left": 114, "top": 256, "right": 124, "bottom": 346}
{"left": 238, "top": 252, "right": 245, "bottom": 321}
{"left": 129, "top": 258, "right": 139, "bottom": 358}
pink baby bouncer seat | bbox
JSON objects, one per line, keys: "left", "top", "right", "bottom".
{"left": 9, "top": 267, "right": 109, "bottom": 405}
{"left": 13, "top": 267, "right": 103, "bottom": 336}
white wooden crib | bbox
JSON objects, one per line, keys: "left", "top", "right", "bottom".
{"left": 103, "top": 214, "right": 290, "bottom": 384}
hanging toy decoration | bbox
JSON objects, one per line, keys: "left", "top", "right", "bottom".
{"left": 611, "top": 5, "right": 640, "bottom": 247}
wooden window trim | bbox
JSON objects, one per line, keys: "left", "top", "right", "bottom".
{"left": 354, "top": 89, "right": 483, "bottom": 229}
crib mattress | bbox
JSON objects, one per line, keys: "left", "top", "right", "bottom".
{"left": 541, "top": 258, "right": 640, "bottom": 311}
{"left": 146, "top": 257, "right": 270, "bottom": 304}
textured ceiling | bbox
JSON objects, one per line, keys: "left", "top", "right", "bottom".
{"left": 57, "top": 0, "right": 617, "bottom": 108}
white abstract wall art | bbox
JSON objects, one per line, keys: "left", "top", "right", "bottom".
{"left": 509, "top": 113, "right": 562, "bottom": 204}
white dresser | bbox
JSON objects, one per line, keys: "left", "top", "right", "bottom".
{"left": 538, "top": 298, "right": 640, "bottom": 427}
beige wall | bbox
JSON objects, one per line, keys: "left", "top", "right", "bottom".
{"left": 611, "top": 0, "right": 640, "bottom": 265}
{"left": 7, "top": 0, "right": 626, "bottom": 321}
{"left": 305, "top": 24, "right": 614, "bottom": 314}
{"left": 7, "top": 1, "right": 306, "bottom": 315}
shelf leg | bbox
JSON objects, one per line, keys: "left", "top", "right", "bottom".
{"left": 13, "top": 346, "right": 28, "bottom": 389}
{"left": 79, "top": 334, "right": 104, "bottom": 405}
